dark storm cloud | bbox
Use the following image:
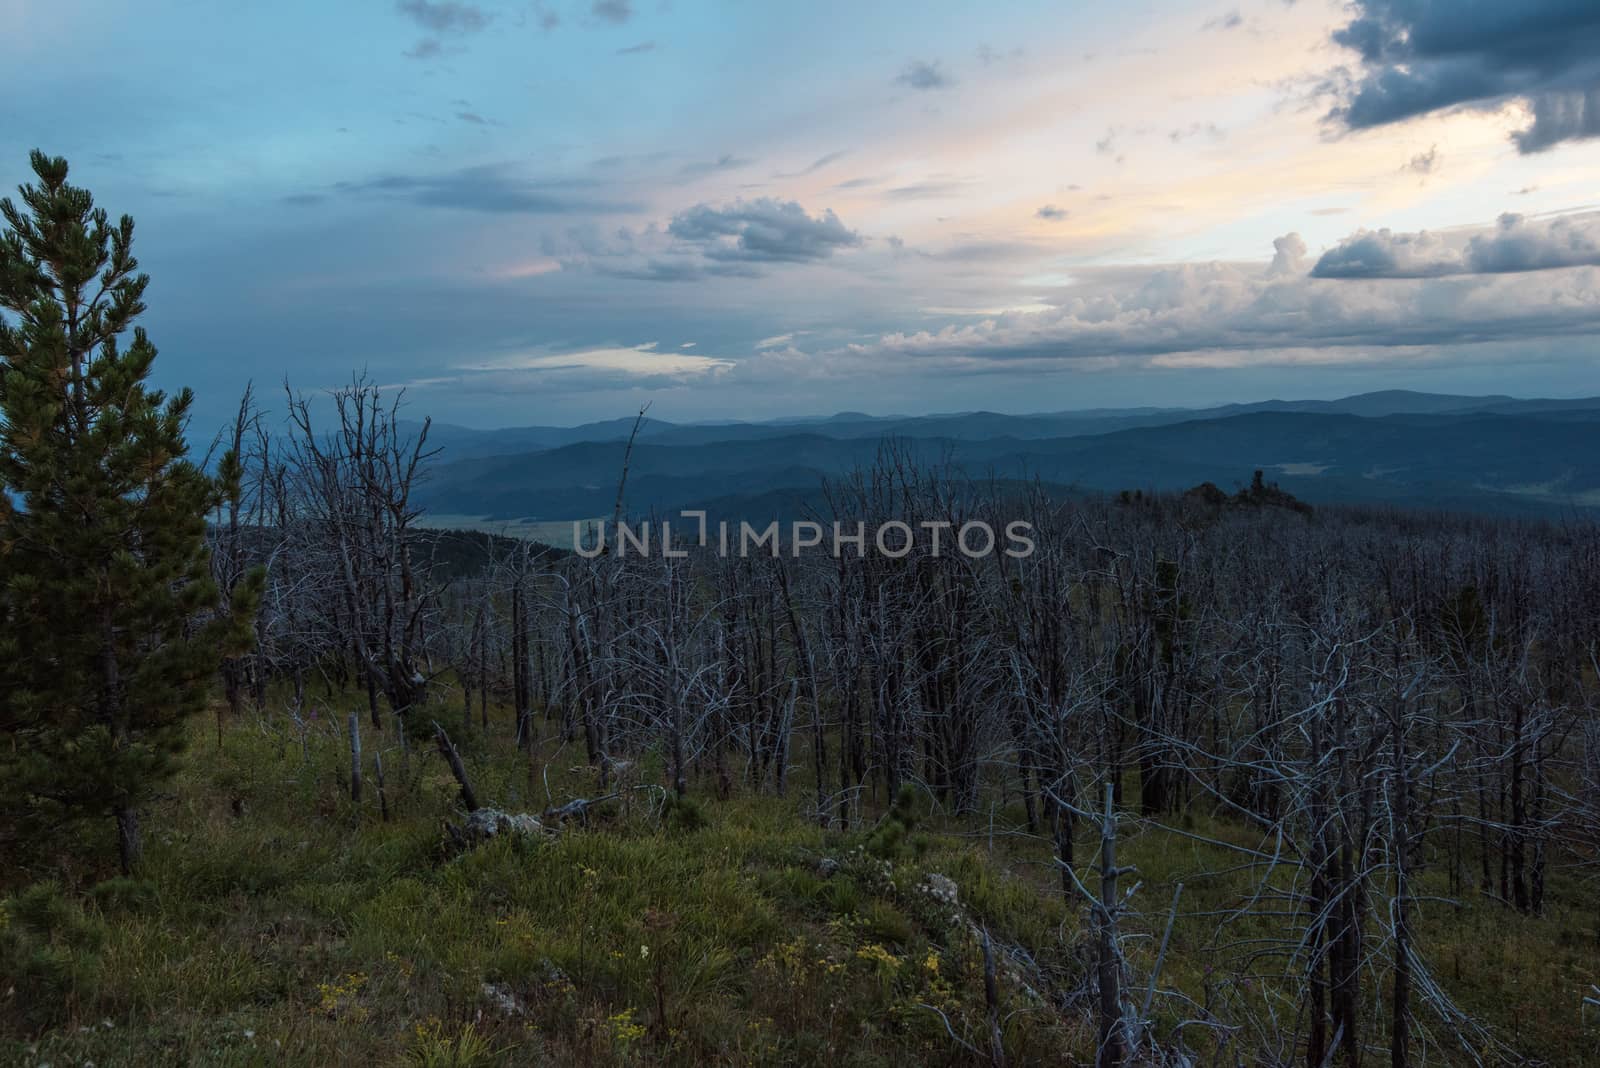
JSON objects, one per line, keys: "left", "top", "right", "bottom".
{"left": 667, "top": 199, "right": 862, "bottom": 263}
{"left": 1328, "top": 0, "right": 1600, "bottom": 153}
{"left": 1312, "top": 212, "right": 1600, "bottom": 278}
{"left": 1312, "top": 228, "right": 1458, "bottom": 278}
{"left": 331, "top": 164, "right": 639, "bottom": 214}
{"left": 895, "top": 60, "right": 955, "bottom": 91}
{"left": 1513, "top": 87, "right": 1600, "bottom": 152}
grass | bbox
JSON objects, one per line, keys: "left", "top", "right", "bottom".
{"left": 3, "top": 695, "right": 1597, "bottom": 1065}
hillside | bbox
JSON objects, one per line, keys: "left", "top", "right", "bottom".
{"left": 4, "top": 702, "right": 1594, "bottom": 1067}
{"left": 411, "top": 395, "right": 1600, "bottom": 524}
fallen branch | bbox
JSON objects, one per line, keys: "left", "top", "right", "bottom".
{"left": 433, "top": 721, "right": 479, "bottom": 812}
{"left": 541, "top": 793, "right": 619, "bottom": 827}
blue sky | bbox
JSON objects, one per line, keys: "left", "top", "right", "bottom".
{"left": 4, "top": 0, "right": 1599, "bottom": 431}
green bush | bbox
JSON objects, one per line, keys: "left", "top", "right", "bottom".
{"left": 0, "top": 882, "right": 107, "bottom": 1030}
{"left": 663, "top": 793, "right": 708, "bottom": 831}
{"left": 89, "top": 877, "right": 160, "bottom": 917}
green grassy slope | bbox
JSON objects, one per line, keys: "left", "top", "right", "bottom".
{"left": 3, "top": 698, "right": 1596, "bottom": 1066}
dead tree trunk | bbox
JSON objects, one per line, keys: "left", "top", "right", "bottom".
{"left": 1096, "top": 782, "right": 1125, "bottom": 1067}
{"left": 433, "top": 722, "right": 480, "bottom": 812}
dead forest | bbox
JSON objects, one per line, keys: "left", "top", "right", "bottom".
{"left": 207, "top": 379, "right": 1600, "bottom": 1067}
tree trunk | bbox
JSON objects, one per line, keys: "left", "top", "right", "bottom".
{"left": 1096, "top": 782, "right": 1125, "bottom": 1067}
{"left": 348, "top": 712, "right": 363, "bottom": 803}
{"left": 115, "top": 806, "right": 142, "bottom": 876}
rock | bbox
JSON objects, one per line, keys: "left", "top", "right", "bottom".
{"left": 463, "top": 808, "right": 546, "bottom": 841}
{"left": 921, "top": 873, "right": 960, "bottom": 908}
{"left": 816, "top": 857, "right": 840, "bottom": 878}
{"left": 480, "top": 981, "right": 525, "bottom": 1017}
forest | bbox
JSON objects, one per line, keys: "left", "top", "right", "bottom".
{"left": 25, "top": 381, "right": 1600, "bottom": 1064}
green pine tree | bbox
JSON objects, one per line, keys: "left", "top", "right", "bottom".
{"left": 0, "top": 150, "right": 262, "bottom": 873}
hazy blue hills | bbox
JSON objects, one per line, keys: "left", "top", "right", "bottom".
{"left": 410, "top": 415, "right": 677, "bottom": 461}
{"left": 408, "top": 391, "right": 1600, "bottom": 524}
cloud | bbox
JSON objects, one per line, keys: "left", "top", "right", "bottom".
{"left": 1169, "top": 122, "right": 1225, "bottom": 143}
{"left": 332, "top": 164, "right": 639, "bottom": 214}
{"left": 1312, "top": 228, "right": 1463, "bottom": 278}
{"left": 447, "top": 342, "right": 734, "bottom": 392}
{"left": 1513, "top": 87, "right": 1600, "bottom": 153}
{"left": 1203, "top": 9, "right": 1243, "bottom": 32}
{"left": 592, "top": 0, "right": 633, "bottom": 24}
{"left": 1466, "top": 212, "right": 1600, "bottom": 273}
{"left": 667, "top": 198, "right": 862, "bottom": 263}
{"left": 677, "top": 154, "right": 753, "bottom": 179}
{"left": 832, "top": 230, "right": 1600, "bottom": 373}
{"left": 1313, "top": 212, "right": 1600, "bottom": 278}
{"left": 975, "top": 44, "right": 1024, "bottom": 66}
{"left": 1404, "top": 145, "right": 1439, "bottom": 174}
{"left": 396, "top": 0, "right": 488, "bottom": 57}
{"left": 457, "top": 111, "right": 490, "bottom": 125}
{"left": 1327, "top": 0, "right": 1600, "bottom": 153}
{"left": 777, "top": 151, "right": 847, "bottom": 178}
{"left": 1036, "top": 204, "right": 1068, "bottom": 221}
{"left": 883, "top": 179, "right": 970, "bottom": 200}
{"left": 601, "top": 259, "right": 709, "bottom": 283}
{"left": 396, "top": 0, "right": 489, "bottom": 33}
{"left": 1268, "top": 232, "right": 1307, "bottom": 276}
{"left": 598, "top": 258, "right": 765, "bottom": 283}
{"left": 895, "top": 60, "right": 955, "bottom": 91}
{"left": 617, "top": 40, "right": 655, "bottom": 54}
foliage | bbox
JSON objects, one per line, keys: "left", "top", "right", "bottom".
{"left": 0, "top": 151, "right": 262, "bottom": 872}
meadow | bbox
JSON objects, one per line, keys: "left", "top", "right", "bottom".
{"left": 4, "top": 692, "right": 1595, "bottom": 1067}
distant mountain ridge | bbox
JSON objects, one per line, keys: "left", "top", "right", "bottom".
{"left": 407, "top": 391, "right": 1600, "bottom": 527}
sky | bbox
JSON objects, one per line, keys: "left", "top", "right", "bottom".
{"left": 3, "top": 0, "right": 1599, "bottom": 432}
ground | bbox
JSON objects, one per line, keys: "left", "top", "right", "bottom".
{"left": 2, "top": 697, "right": 1596, "bottom": 1066}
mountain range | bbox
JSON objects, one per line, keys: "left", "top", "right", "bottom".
{"left": 406, "top": 391, "right": 1600, "bottom": 532}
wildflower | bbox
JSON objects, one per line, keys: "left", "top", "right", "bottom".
{"left": 855, "top": 942, "right": 901, "bottom": 970}
{"left": 608, "top": 1007, "right": 647, "bottom": 1044}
